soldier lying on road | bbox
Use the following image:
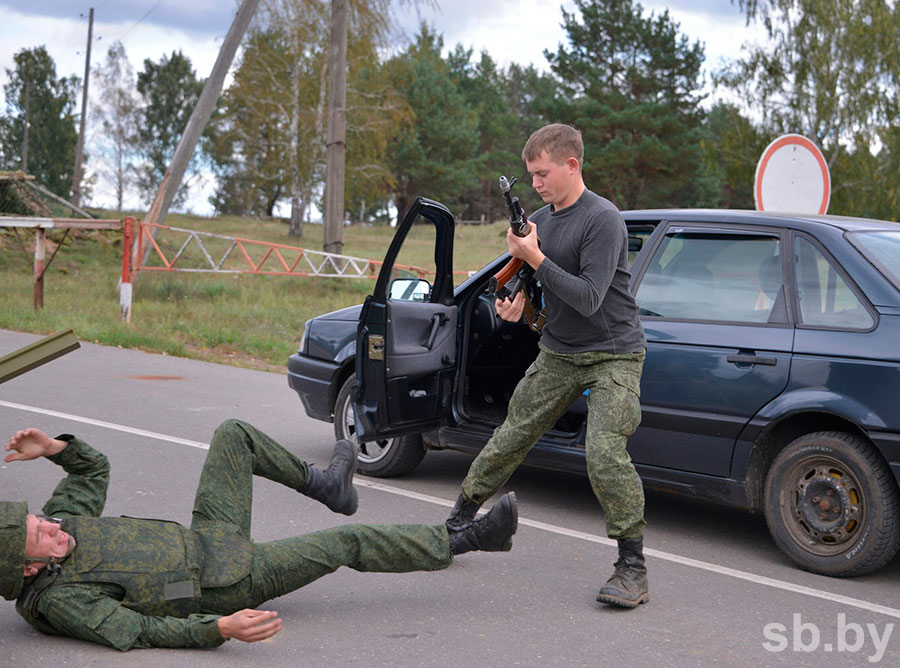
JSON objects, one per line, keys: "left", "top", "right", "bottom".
{"left": 0, "top": 419, "right": 517, "bottom": 650}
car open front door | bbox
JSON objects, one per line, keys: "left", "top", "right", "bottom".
{"left": 354, "top": 197, "right": 457, "bottom": 440}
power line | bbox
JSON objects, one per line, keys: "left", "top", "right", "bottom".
{"left": 113, "top": 0, "right": 167, "bottom": 42}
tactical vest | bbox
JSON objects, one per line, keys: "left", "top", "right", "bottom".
{"left": 17, "top": 516, "right": 254, "bottom": 633}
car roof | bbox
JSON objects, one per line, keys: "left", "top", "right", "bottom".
{"left": 622, "top": 208, "right": 900, "bottom": 233}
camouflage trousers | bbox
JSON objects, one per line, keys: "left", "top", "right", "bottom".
{"left": 462, "top": 344, "right": 647, "bottom": 540}
{"left": 192, "top": 419, "right": 451, "bottom": 613}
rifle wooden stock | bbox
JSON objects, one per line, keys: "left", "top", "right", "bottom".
{"left": 489, "top": 257, "right": 525, "bottom": 295}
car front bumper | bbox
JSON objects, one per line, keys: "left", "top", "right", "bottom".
{"left": 287, "top": 352, "right": 342, "bottom": 423}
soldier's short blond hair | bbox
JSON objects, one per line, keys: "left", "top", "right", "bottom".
{"left": 522, "top": 123, "right": 583, "bottom": 169}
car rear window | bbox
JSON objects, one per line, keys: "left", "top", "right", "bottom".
{"left": 848, "top": 231, "right": 900, "bottom": 291}
{"left": 636, "top": 231, "right": 784, "bottom": 323}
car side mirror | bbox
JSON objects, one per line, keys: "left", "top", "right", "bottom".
{"left": 628, "top": 236, "right": 643, "bottom": 252}
{"left": 389, "top": 278, "right": 432, "bottom": 302}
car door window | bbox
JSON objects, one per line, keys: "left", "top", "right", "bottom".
{"left": 389, "top": 215, "right": 436, "bottom": 285}
{"left": 794, "top": 235, "right": 874, "bottom": 329}
{"left": 636, "top": 231, "right": 784, "bottom": 323}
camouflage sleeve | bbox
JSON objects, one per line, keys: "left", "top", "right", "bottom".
{"left": 37, "top": 584, "right": 226, "bottom": 651}
{"left": 41, "top": 436, "right": 110, "bottom": 519}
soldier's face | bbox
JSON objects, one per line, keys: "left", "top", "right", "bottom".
{"left": 526, "top": 150, "right": 580, "bottom": 210}
{"left": 25, "top": 514, "right": 75, "bottom": 561}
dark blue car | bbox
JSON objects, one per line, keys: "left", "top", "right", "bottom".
{"left": 289, "top": 200, "right": 900, "bottom": 577}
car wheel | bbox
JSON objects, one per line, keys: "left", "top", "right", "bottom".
{"left": 764, "top": 431, "right": 900, "bottom": 576}
{"left": 333, "top": 374, "right": 426, "bottom": 478}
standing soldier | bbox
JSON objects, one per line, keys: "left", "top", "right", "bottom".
{"left": 446, "top": 123, "right": 649, "bottom": 608}
{"left": 1, "top": 420, "right": 517, "bottom": 650}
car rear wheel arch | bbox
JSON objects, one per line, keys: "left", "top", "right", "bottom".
{"left": 762, "top": 430, "right": 900, "bottom": 576}
{"left": 745, "top": 411, "right": 871, "bottom": 510}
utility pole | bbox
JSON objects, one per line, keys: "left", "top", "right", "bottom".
{"left": 324, "top": 0, "right": 347, "bottom": 255}
{"left": 21, "top": 75, "right": 30, "bottom": 172}
{"left": 71, "top": 7, "right": 94, "bottom": 208}
{"left": 134, "top": 0, "right": 260, "bottom": 277}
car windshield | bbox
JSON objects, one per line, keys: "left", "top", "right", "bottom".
{"left": 848, "top": 231, "right": 900, "bottom": 291}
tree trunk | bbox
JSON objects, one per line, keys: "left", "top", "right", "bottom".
{"left": 289, "top": 196, "right": 304, "bottom": 237}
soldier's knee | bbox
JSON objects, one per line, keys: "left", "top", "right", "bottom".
{"left": 215, "top": 418, "right": 248, "bottom": 437}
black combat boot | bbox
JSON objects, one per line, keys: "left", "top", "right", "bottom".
{"left": 446, "top": 493, "right": 482, "bottom": 532}
{"left": 596, "top": 537, "right": 649, "bottom": 608}
{"left": 449, "top": 492, "right": 518, "bottom": 555}
{"left": 301, "top": 439, "right": 358, "bottom": 515}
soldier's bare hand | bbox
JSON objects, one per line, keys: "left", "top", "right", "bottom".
{"left": 217, "top": 609, "right": 282, "bottom": 643}
{"left": 507, "top": 221, "right": 544, "bottom": 268}
{"left": 495, "top": 291, "right": 526, "bottom": 322}
{"left": 5, "top": 428, "right": 67, "bottom": 462}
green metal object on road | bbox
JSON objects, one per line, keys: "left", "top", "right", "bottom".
{"left": 0, "top": 329, "right": 80, "bottom": 384}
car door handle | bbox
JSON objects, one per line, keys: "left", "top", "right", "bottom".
{"left": 727, "top": 353, "right": 777, "bottom": 366}
{"left": 425, "top": 313, "right": 449, "bottom": 350}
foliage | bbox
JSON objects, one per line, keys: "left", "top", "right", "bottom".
{"left": 719, "top": 0, "right": 900, "bottom": 218}
{"left": 385, "top": 25, "right": 482, "bottom": 221}
{"left": 206, "top": 28, "right": 296, "bottom": 219}
{"left": 698, "top": 103, "right": 767, "bottom": 209}
{"left": 448, "top": 49, "right": 530, "bottom": 222}
{"left": 0, "top": 212, "right": 509, "bottom": 371}
{"left": 545, "top": 0, "right": 708, "bottom": 210}
{"left": 0, "top": 46, "right": 79, "bottom": 198}
{"left": 90, "top": 42, "right": 140, "bottom": 211}
{"left": 208, "top": 0, "right": 407, "bottom": 233}
{"left": 134, "top": 51, "right": 205, "bottom": 207}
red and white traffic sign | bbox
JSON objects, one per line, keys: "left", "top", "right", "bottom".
{"left": 754, "top": 134, "right": 831, "bottom": 215}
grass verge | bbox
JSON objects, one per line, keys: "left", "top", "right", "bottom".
{"left": 0, "top": 213, "right": 508, "bottom": 372}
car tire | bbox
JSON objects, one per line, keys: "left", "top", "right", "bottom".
{"left": 333, "top": 374, "right": 426, "bottom": 478}
{"left": 763, "top": 431, "right": 900, "bottom": 577}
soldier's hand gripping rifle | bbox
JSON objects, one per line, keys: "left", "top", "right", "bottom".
{"left": 488, "top": 175, "right": 546, "bottom": 332}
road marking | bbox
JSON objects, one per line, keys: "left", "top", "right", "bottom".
{"left": 0, "top": 400, "right": 210, "bottom": 450}
{"left": 4, "top": 399, "right": 899, "bottom": 620}
{"left": 357, "top": 482, "right": 900, "bottom": 620}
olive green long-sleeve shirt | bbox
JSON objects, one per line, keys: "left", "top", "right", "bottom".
{"left": 21, "top": 437, "right": 225, "bottom": 651}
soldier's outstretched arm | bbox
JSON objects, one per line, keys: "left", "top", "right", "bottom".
{"left": 5, "top": 428, "right": 68, "bottom": 461}
{"left": 37, "top": 585, "right": 238, "bottom": 650}
{"left": 5, "top": 430, "right": 110, "bottom": 519}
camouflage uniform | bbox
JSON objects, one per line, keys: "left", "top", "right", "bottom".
{"left": 462, "top": 344, "right": 646, "bottom": 539}
{"left": 14, "top": 419, "right": 451, "bottom": 650}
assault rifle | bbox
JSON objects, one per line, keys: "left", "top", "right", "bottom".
{"left": 488, "top": 175, "right": 545, "bottom": 332}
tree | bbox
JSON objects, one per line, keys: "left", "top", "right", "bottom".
{"left": 209, "top": 0, "right": 407, "bottom": 233}
{"left": 134, "top": 51, "right": 205, "bottom": 207}
{"left": 207, "top": 28, "right": 295, "bottom": 218}
{"left": 545, "top": 0, "right": 707, "bottom": 209}
{"left": 385, "top": 26, "right": 481, "bottom": 221}
{"left": 0, "top": 46, "right": 79, "bottom": 198}
{"left": 90, "top": 42, "right": 139, "bottom": 211}
{"left": 447, "top": 48, "right": 526, "bottom": 222}
{"left": 697, "top": 103, "right": 767, "bottom": 209}
{"left": 719, "top": 0, "right": 900, "bottom": 217}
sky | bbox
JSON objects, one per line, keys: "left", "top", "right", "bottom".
{"left": 0, "top": 0, "right": 763, "bottom": 214}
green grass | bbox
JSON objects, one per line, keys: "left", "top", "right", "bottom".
{"left": 0, "top": 214, "right": 509, "bottom": 371}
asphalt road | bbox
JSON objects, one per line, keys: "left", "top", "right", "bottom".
{"left": 1, "top": 328, "right": 899, "bottom": 667}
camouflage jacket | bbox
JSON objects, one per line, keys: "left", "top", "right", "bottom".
{"left": 15, "top": 437, "right": 250, "bottom": 651}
